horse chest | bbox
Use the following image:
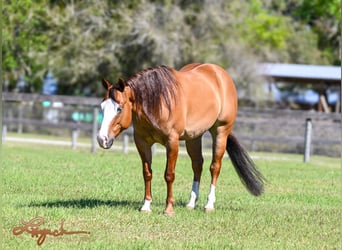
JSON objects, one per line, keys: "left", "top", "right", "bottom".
{"left": 133, "top": 120, "right": 167, "bottom": 145}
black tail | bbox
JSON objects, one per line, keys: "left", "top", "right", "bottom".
{"left": 226, "top": 133, "right": 265, "bottom": 196}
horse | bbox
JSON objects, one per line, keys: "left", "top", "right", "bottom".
{"left": 97, "top": 63, "right": 265, "bottom": 215}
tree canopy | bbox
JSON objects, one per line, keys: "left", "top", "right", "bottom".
{"left": 3, "top": 0, "right": 340, "bottom": 98}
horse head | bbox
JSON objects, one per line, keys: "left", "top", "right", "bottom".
{"left": 97, "top": 78, "right": 133, "bottom": 149}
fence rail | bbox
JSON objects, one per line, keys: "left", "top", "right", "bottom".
{"left": 2, "top": 93, "right": 341, "bottom": 159}
{"left": 2, "top": 92, "right": 99, "bottom": 105}
{"left": 235, "top": 107, "right": 340, "bottom": 158}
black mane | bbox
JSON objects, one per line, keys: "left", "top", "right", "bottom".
{"left": 126, "top": 66, "right": 178, "bottom": 125}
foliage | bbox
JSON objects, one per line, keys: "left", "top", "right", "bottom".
{"left": 294, "top": 0, "right": 340, "bottom": 64}
{"left": 1, "top": 143, "right": 341, "bottom": 249}
{"left": 264, "top": 0, "right": 340, "bottom": 64}
{"left": 2, "top": 0, "right": 50, "bottom": 90}
{"left": 242, "top": 0, "right": 291, "bottom": 52}
{"left": 44, "top": 1, "right": 131, "bottom": 95}
{"left": 2, "top": 0, "right": 340, "bottom": 97}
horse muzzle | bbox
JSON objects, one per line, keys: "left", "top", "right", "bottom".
{"left": 97, "top": 135, "right": 114, "bottom": 149}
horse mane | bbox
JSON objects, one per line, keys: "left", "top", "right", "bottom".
{"left": 126, "top": 65, "right": 178, "bottom": 125}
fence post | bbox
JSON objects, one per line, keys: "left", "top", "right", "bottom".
{"left": 123, "top": 134, "right": 129, "bottom": 154}
{"left": 304, "top": 118, "right": 312, "bottom": 163}
{"left": 2, "top": 125, "right": 7, "bottom": 142}
{"left": 17, "top": 103, "right": 23, "bottom": 133}
{"left": 71, "top": 129, "right": 78, "bottom": 149}
{"left": 91, "top": 107, "right": 99, "bottom": 153}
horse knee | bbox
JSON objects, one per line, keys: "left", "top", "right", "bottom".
{"left": 166, "top": 197, "right": 175, "bottom": 205}
{"left": 164, "top": 172, "right": 175, "bottom": 183}
{"left": 143, "top": 171, "right": 152, "bottom": 181}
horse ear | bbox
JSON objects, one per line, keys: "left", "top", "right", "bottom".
{"left": 102, "top": 78, "right": 112, "bottom": 90}
{"left": 116, "top": 78, "right": 126, "bottom": 92}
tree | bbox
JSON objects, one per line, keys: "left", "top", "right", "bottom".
{"left": 115, "top": 2, "right": 192, "bottom": 75}
{"left": 43, "top": 0, "right": 129, "bottom": 95}
{"left": 263, "top": 0, "right": 340, "bottom": 65}
{"left": 3, "top": 0, "right": 50, "bottom": 91}
{"left": 2, "top": 0, "right": 339, "bottom": 99}
{"left": 295, "top": 0, "right": 340, "bottom": 65}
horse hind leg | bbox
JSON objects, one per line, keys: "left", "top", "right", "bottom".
{"left": 185, "top": 137, "right": 203, "bottom": 209}
{"left": 205, "top": 128, "right": 229, "bottom": 212}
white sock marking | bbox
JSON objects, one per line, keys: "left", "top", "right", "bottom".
{"left": 186, "top": 181, "right": 200, "bottom": 208}
{"left": 141, "top": 199, "right": 152, "bottom": 212}
{"left": 205, "top": 184, "right": 216, "bottom": 210}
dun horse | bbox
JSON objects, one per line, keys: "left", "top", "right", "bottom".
{"left": 97, "top": 63, "right": 265, "bottom": 215}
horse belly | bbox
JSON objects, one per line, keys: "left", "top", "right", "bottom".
{"left": 180, "top": 86, "right": 221, "bottom": 140}
{"left": 181, "top": 112, "right": 218, "bottom": 140}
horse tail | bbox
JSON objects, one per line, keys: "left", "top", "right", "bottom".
{"left": 226, "top": 133, "right": 265, "bottom": 196}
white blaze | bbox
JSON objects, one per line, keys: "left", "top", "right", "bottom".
{"left": 99, "top": 99, "right": 120, "bottom": 138}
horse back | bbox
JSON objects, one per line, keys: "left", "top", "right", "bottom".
{"left": 179, "top": 63, "right": 203, "bottom": 72}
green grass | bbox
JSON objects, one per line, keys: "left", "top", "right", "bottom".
{"left": 1, "top": 141, "right": 341, "bottom": 249}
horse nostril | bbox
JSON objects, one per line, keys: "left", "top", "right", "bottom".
{"left": 97, "top": 135, "right": 113, "bottom": 149}
{"left": 97, "top": 135, "right": 106, "bottom": 147}
{"left": 107, "top": 138, "right": 114, "bottom": 148}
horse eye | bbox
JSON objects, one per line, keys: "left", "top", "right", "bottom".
{"left": 117, "top": 106, "right": 122, "bottom": 113}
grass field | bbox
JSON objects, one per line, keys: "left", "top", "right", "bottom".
{"left": 1, "top": 140, "right": 341, "bottom": 249}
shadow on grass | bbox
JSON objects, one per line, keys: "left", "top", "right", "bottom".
{"left": 27, "top": 199, "right": 142, "bottom": 209}
{"left": 26, "top": 199, "right": 244, "bottom": 212}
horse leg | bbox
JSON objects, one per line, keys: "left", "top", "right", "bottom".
{"left": 205, "top": 127, "right": 229, "bottom": 212}
{"left": 134, "top": 133, "right": 153, "bottom": 212}
{"left": 185, "top": 137, "right": 203, "bottom": 209}
{"left": 164, "top": 137, "right": 179, "bottom": 215}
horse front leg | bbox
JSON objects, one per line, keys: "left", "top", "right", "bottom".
{"left": 141, "top": 160, "right": 153, "bottom": 212}
{"left": 134, "top": 133, "right": 153, "bottom": 212}
{"left": 164, "top": 138, "right": 179, "bottom": 215}
{"left": 185, "top": 137, "right": 203, "bottom": 209}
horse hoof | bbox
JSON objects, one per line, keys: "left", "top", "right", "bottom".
{"left": 163, "top": 210, "right": 175, "bottom": 216}
{"left": 140, "top": 209, "right": 152, "bottom": 213}
{"left": 186, "top": 205, "right": 195, "bottom": 210}
{"left": 204, "top": 207, "right": 215, "bottom": 213}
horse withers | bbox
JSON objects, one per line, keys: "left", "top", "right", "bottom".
{"left": 97, "top": 63, "right": 265, "bottom": 215}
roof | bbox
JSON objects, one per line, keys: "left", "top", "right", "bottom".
{"left": 259, "top": 63, "right": 341, "bottom": 85}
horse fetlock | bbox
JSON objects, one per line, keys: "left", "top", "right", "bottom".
{"left": 186, "top": 190, "right": 198, "bottom": 209}
{"left": 140, "top": 199, "right": 152, "bottom": 212}
{"left": 204, "top": 184, "right": 216, "bottom": 211}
